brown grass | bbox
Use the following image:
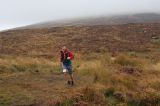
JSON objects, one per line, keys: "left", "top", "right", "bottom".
{"left": 1, "top": 23, "right": 160, "bottom": 56}
{"left": 0, "top": 52, "right": 160, "bottom": 106}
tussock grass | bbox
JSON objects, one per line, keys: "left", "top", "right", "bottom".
{"left": 114, "top": 54, "right": 146, "bottom": 68}
{"left": 0, "top": 52, "right": 160, "bottom": 106}
{"left": 0, "top": 56, "right": 60, "bottom": 75}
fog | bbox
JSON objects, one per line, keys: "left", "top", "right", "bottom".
{"left": 0, "top": 0, "right": 160, "bottom": 31}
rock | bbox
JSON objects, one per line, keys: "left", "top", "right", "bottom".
{"left": 35, "top": 69, "right": 39, "bottom": 73}
{"left": 113, "top": 92, "right": 126, "bottom": 101}
{"left": 152, "top": 36, "right": 159, "bottom": 39}
{"left": 111, "top": 57, "right": 116, "bottom": 61}
{"left": 120, "top": 66, "right": 142, "bottom": 75}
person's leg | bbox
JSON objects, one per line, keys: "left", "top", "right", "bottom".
{"left": 70, "top": 73, "right": 74, "bottom": 85}
{"left": 63, "top": 71, "right": 67, "bottom": 80}
{"left": 67, "top": 65, "right": 74, "bottom": 85}
{"left": 69, "top": 74, "right": 74, "bottom": 85}
{"left": 62, "top": 64, "right": 70, "bottom": 84}
{"left": 69, "top": 73, "right": 73, "bottom": 81}
{"left": 63, "top": 69, "right": 71, "bottom": 85}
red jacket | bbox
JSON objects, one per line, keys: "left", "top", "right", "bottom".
{"left": 60, "top": 50, "right": 74, "bottom": 62}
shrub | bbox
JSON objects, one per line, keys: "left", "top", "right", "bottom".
{"left": 104, "top": 87, "right": 115, "bottom": 97}
{"left": 82, "top": 86, "right": 105, "bottom": 104}
{"left": 60, "top": 99, "right": 74, "bottom": 106}
{"left": 105, "top": 96, "right": 119, "bottom": 106}
{"left": 150, "top": 81, "right": 160, "bottom": 91}
{"left": 127, "top": 92, "right": 160, "bottom": 106}
{"left": 114, "top": 54, "right": 153, "bottom": 76}
{"left": 10, "top": 64, "right": 27, "bottom": 72}
{"left": 0, "top": 93, "right": 12, "bottom": 106}
{"left": 0, "top": 65, "right": 6, "bottom": 74}
{"left": 119, "top": 66, "right": 142, "bottom": 75}
{"left": 115, "top": 55, "right": 142, "bottom": 68}
{"left": 11, "top": 92, "right": 35, "bottom": 106}
{"left": 82, "top": 86, "right": 96, "bottom": 102}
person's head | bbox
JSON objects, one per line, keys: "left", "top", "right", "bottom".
{"left": 62, "top": 46, "right": 68, "bottom": 52}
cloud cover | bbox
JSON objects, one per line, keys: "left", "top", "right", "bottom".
{"left": 0, "top": 0, "right": 160, "bottom": 31}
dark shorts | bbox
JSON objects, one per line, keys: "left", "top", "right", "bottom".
{"left": 62, "top": 63, "right": 73, "bottom": 75}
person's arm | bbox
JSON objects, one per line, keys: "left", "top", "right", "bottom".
{"left": 67, "top": 51, "right": 74, "bottom": 60}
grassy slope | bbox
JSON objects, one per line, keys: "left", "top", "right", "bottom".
{"left": 0, "top": 23, "right": 160, "bottom": 106}
{"left": 0, "top": 23, "right": 160, "bottom": 56}
{"left": 0, "top": 53, "right": 160, "bottom": 106}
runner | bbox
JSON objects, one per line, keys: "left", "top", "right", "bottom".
{"left": 60, "top": 46, "right": 74, "bottom": 86}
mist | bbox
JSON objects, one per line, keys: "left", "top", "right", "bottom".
{"left": 0, "top": 0, "right": 160, "bottom": 31}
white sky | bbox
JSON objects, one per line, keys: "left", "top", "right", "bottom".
{"left": 0, "top": 0, "right": 160, "bottom": 31}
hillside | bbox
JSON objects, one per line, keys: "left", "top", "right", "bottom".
{"left": 18, "top": 13, "right": 160, "bottom": 29}
{"left": 0, "top": 23, "right": 160, "bottom": 57}
{"left": 0, "top": 18, "right": 160, "bottom": 105}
